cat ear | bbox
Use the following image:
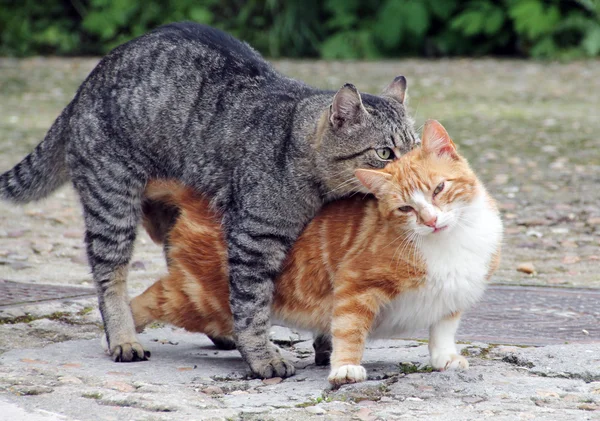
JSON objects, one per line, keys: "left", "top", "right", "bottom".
{"left": 421, "top": 119, "right": 458, "bottom": 159}
{"left": 382, "top": 75, "right": 407, "bottom": 104}
{"left": 355, "top": 169, "right": 393, "bottom": 198}
{"left": 330, "top": 83, "right": 366, "bottom": 129}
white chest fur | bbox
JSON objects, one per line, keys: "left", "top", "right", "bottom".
{"left": 371, "top": 192, "right": 502, "bottom": 338}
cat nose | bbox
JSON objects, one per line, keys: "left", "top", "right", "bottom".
{"left": 423, "top": 216, "right": 437, "bottom": 228}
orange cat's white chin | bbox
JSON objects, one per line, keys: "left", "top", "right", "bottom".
{"left": 432, "top": 225, "right": 448, "bottom": 234}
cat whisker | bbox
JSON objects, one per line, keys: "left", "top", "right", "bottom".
{"left": 329, "top": 168, "right": 356, "bottom": 178}
{"left": 327, "top": 177, "right": 362, "bottom": 196}
{"left": 390, "top": 235, "right": 414, "bottom": 269}
{"left": 383, "top": 232, "right": 407, "bottom": 249}
{"left": 405, "top": 233, "right": 421, "bottom": 270}
{"left": 390, "top": 235, "right": 410, "bottom": 270}
{"left": 411, "top": 100, "right": 422, "bottom": 125}
{"left": 392, "top": 230, "right": 419, "bottom": 272}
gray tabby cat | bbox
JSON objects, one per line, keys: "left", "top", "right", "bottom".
{"left": 0, "top": 22, "right": 417, "bottom": 378}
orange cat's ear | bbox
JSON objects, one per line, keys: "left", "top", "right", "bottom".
{"left": 422, "top": 119, "right": 458, "bottom": 159}
{"left": 355, "top": 169, "right": 392, "bottom": 198}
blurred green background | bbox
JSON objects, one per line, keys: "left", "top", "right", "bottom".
{"left": 1, "top": 0, "right": 600, "bottom": 59}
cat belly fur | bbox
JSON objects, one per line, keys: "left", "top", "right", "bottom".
{"left": 371, "top": 192, "right": 502, "bottom": 338}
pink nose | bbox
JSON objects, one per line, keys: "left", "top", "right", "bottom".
{"left": 423, "top": 216, "right": 437, "bottom": 228}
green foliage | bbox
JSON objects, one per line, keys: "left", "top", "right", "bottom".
{"left": 1, "top": 0, "right": 600, "bottom": 59}
{"left": 451, "top": 0, "right": 600, "bottom": 59}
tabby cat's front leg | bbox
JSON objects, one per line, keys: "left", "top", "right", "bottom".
{"left": 224, "top": 210, "right": 298, "bottom": 379}
{"left": 428, "top": 312, "right": 469, "bottom": 371}
{"left": 328, "top": 291, "right": 378, "bottom": 386}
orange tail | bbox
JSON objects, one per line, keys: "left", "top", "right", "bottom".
{"left": 141, "top": 180, "right": 204, "bottom": 244}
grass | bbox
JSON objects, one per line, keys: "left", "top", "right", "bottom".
{"left": 0, "top": 309, "right": 96, "bottom": 326}
{"left": 398, "top": 362, "right": 434, "bottom": 374}
{"left": 82, "top": 392, "right": 103, "bottom": 400}
{"left": 295, "top": 395, "right": 333, "bottom": 408}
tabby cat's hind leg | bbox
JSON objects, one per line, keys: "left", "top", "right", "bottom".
{"left": 71, "top": 149, "right": 149, "bottom": 363}
{"left": 208, "top": 335, "right": 237, "bottom": 350}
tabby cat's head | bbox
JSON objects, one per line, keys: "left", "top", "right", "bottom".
{"left": 355, "top": 120, "right": 480, "bottom": 237}
{"left": 315, "top": 77, "right": 418, "bottom": 199}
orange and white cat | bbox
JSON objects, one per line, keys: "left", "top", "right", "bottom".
{"left": 131, "top": 120, "right": 503, "bottom": 386}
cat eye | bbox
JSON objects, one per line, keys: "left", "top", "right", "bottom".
{"left": 398, "top": 206, "right": 413, "bottom": 213}
{"left": 376, "top": 148, "right": 395, "bottom": 161}
{"left": 433, "top": 182, "right": 445, "bottom": 197}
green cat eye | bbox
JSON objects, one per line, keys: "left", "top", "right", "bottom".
{"left": 433, "top": 181, "right": 445, "bottom": 197}
{"left": 376, "top": 148, "right": 394, "bottom": 160}
{"left": 398, "top": 206, "right": 413, "bottom": 213}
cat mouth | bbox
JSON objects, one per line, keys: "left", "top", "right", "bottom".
{"left": 433, "top": 225, "right": 448, "bottom": 233}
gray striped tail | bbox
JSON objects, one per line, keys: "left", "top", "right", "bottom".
{"left": 0, "top": 106, "right": 71, "bottom": 203}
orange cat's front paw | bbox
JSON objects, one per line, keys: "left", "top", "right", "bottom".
{"left": 430, "top": 353, "right": 469, "bottom": 371}
{"left": 328, "top": 365, "right": 367, "bottom": 386}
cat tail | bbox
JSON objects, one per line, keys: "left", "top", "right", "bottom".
{"left": 0, "top": 103, "right": 73, "bottom": 203}
{"left": 143, "top": 179, "right": 195, "bottom": 207}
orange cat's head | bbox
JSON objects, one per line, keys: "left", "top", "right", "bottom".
{"left": 355, "top": 120, "right": 480, "bottom": 237}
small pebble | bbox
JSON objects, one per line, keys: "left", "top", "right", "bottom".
{"left": 130, "top": 260, "right": 146, "bottom": 271}
{"left": 536, "top": 390, "right": 559, "bottom": 399}
{"left": 305, "top": 406, "right": 326, "bottom": 415}
{"left": 58, "top": 376, "right": 83, "bottom": 385}
{"left": 71, "top": 253, "right": 88, "bottom": 265}
{"left": 562, "top": 255, "right": 580, "bottom": 264}
{"left": 517, "top": 263, "right": 536, "bottom": 274}
{"left": 31, "top": 241, "right": 53, "bottom": 254}
{"left": 10, "top": 262, "right": 32, "bottom": 270}
{"left": 104, "top": 380, "right": 136, "bottom": 393}
{"left": 462, "top": 395, "right": 486, "bottom": 404}
{"left": 587, "top": 217, "right": 600, "bottom": 226}
{"left": 202, "top": 386, "right": 223, "bottom": 395}
{"left": 230, "top": 390, "right": 249, "bottom": 396}
{"left": 7, "top": 254, "right": 28, "bottom": 261}
{"left": 493, "top": 174, "right": 509, "bottom": 185}
{"left": 578, "top": 403, "right": 599, "bottom": 411}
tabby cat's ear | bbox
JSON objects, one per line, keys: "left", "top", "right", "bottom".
{"left": 355, "top": 169, "right": 393, "bottom": 198}
{"left": 421, "top": 119, "right": 458, "bottom": 159}
{"left": 330, "top": 84, "right": 366, "bottom": 129}
{"left": 382, "top": 75, "right": 407, "bottom": 104}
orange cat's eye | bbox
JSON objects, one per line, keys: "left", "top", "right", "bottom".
{"left": 398, "top": 206, "right": 413, "bottom": 213}
{"left": 433, "top": 181, "right": 445, "bottom": 197}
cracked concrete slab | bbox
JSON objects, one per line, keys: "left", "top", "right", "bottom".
{"left": 1, "top": 326, "right": 600, "bottom": 420}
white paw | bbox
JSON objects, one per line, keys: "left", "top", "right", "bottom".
{"left": 328, "top": 365, "right": 367, "bottom": 386}
{"left": 430, "top": 353, "right": 469, "bottom": 371}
